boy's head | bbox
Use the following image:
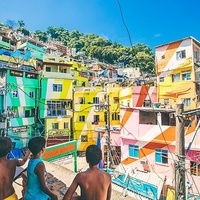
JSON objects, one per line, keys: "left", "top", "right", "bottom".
{"left": 0, "top": 137, "right": 12, "bottom": 158}
{"left": 86, "top": 145, "right": 102, "bottom": 166}
{"left": 28, "top": 136, "right": 46, "bottom": 155}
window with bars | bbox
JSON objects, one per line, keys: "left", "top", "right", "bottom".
{"left": 93, "top": 97, "right": 100, "bottom": 104}
{"left": 190, "top": 161, "right": 200, "bottom": 176}
{"left": 112, "top": 112, "right": 120, "bottom": 120}
{"left": 181, "top": 98, "right": 191, "bottom": 107}
{"left": 47, "top": 101, "right": 66, "bottom": 116}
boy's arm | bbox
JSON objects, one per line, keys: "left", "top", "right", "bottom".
{"left": 16, "top": 149, "right": 31, "bottom": 166}
{"left": 35, "top": 162, "right": 58, "bottom": 200}
{"left": 63, "top": 174, "right": 80, "bottom": 200}
{"left": 106, "top": 174, "right": 112, "bottom": 200}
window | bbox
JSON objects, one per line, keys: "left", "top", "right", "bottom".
{"left": 161, "top": 55, "right": 165, "bottom": 59}
{"left": 172, "top": 73, "right": 180, "bottom": 82}
{"left": 29, "top": 92, "right": 34, "bottom": 98}
{"left": 127, "top": 100, "right": 130, "bottom": 107}
{"left": 46, "top": 67, "right": 51, "bottom": 72}
{"left": 64, "top": 122, "right": 69, "bottom": 129}
{"left": 155, "top": 149, "right": 168, "bottom": 164}
{"left": 52, "top": 123, "right": 58, "bottom": 130}
{"left": 194, "top": 50, "right": 199, "bottom": 60}
{"left": 79, "top": 97, "right": 85, "bottom": 104}
{"left": 81, "top": 135, "right": 88, "bottom": 142}
{"left": 47, "top": 101, "right": 66, "bottom": 116}
{"left": 112, "top": 112, "right": 120, "bottom": 120}
{"left": 159, "top": 77, "right": 164, "bottom": 82}
{"left": 143, "top": 100, "right": 151, "bottom": 107}
{"left": 93, "top": 97, "right": 100, "bottom": 104}
{"left": 94, "top": 115, "right": 100, "bottom": 122}
{"left": 181, "top": 98, "right": 191, "bottom": 107}
{"left": 25, "top": 110, "right": 30, "bottom": 117}
{"left": 176, "top": 50, "right": 186, "bottom": 60}
{"left": 129, "top": 145, "right": 139, "bottom": 158}
{"left": 113, "top": 97, "right": 119, "bottom": 104}
{"left": 10, "top": 70, "right": 23, "bottom": 77}
{"left": 164, "top": 99, "right": 169, "bottom": 105}
{"left": 12, "top": 91, "right": 18, "bottom": 98}
{"left": 190, "top": 161, "right": 200, "bottom": 176}
{"left": 53, "top": 84, "right": 62, "bottom": 92}
{"left": 79, "top": 116, "right": 85, "bottom": 122}
{"left": 182, "top": 70, "right": 191, "bottom": 80}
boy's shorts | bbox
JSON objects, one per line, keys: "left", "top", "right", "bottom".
{"left": 4, "top": 193, "right": 18, "bottom": 200}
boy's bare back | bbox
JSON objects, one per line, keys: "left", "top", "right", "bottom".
{"left": 77, "top": 168, "right": 111, "bottom": 200}
{"left": 0, "top": 158, "right": 20, "bottom": 199}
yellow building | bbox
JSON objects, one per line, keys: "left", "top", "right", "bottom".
{"left": 155, "top": 36, "right": 200, "bottom": 110}
{"left": 73, "top": 86, "right": 106, "bottom": 151}
{"left": 40, "top": 55, "right": 74, "bottom": 145}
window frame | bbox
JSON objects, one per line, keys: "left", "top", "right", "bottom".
{"left": 52, "top": 123, "right": 59, "bottom": 130}
{"left": 176, "top": 50, "right": 186, "bottom": 60}
{"left": 12, "top": 90, "right": 18, "bottom": 98}
{"left": 172, "top": 73, "right": 180, "bottom": 82}
{"left": 53, "top": 84, "right": 62, "bottom": 92}
{"left": 181, "top": 98, "right": 191, "bottom": 107}
{"left": 129, "top": 145, "right": 139, "bottom": 159}
{"left": 155, "top": 149, "right": 168, "bottom": 164}
{"left": 79, "top": 115, "right": 85, "bottom": 122}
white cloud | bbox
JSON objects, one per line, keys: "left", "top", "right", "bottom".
{"left": 154, "top": 33, "right": 162, "bottom": 38}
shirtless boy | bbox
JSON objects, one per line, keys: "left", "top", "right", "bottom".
{"left": 0, "top": 136, "right": 30, "bottom": 200}
{"left": 63, "top": 144, "right": 112, "bottom": 200}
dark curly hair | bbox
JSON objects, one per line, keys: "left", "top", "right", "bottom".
{"left": 28, "top": 136, "right": 46, "bottom": 155}
{"left": 86, "top": 145, "right": 102, "bottom": 166}
{"left": 0, "top": 137, "right": 12, "bottom": 158}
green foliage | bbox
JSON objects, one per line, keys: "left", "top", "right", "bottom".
{"left": 34, "top": 30, "right": 48, "bottom": 42}
{"left": 17, "top": 27, "right": 30, "bottom": 36}
{"left": 2, "top": 21, "right": 155, "bottom": 73}
{"left": 5, "top": 19, "right": 17, "bottom": 29}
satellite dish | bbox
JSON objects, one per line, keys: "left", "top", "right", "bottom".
{"left": 117, "top": 69, "right": 123, "bottom": 76}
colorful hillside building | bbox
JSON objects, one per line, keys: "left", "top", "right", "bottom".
{"left": 0, "top": 56, "right": 40, "bottom": 149}
{"left": 119, "top": 37, "right": 200, "bottom": 197}
{"left": 17, "top": 36, "right": 46, "bottom": 61}
{"left": 73, "top": 86, "right": 106, "bottom": 151}
{"left": 39, "top": 55, "right": 74, "bottom": 146}
{"left": 156, "top": 36, "right": 200, "bottom": 110}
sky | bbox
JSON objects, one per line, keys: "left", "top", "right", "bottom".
{"left": 0, "top": 0, "right": 200, "bottom": 51}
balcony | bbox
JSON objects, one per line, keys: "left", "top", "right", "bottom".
{"left": 43, "top": 71, "right": 73, "bottom": 79}
{"left": 46, "top": 109, "right": 72, "bottom": 118}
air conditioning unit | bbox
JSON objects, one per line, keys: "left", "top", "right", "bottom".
{"left": 140, "top": 159, "right": 148, "bottom": 165}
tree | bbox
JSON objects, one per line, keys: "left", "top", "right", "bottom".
{"left": 34, "top": 30, "right": 48, "bottom": 43}
{"left": 17, "top": 27, "right": 30, "bottom": 36}
{"left": 18, "top": 20, "right": 25, "bottom": 28}
{"left": 5, "top": 19, "right": 17, "bottom": 29}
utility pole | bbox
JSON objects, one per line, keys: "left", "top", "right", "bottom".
{"left": 175, "top": 103, "right": 186, "bottom": 200}
{"left": 106, "top": 94, "right": 111, "bottom": 168}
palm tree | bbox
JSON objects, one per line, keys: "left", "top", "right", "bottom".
{"left": 18, "top": 20, "right": 25, "bottom": 28}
